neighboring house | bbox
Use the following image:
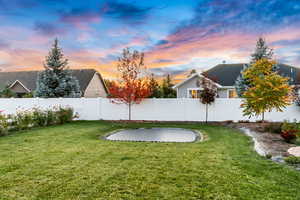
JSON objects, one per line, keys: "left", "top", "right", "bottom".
{"left": 0, "top": 69, "right": 108, "bottom": 97}
{"left": 174, "top": 63, "right": 300, "bottom": 98}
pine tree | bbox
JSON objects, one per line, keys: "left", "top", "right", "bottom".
{"left": 149, "top": 73, "right": 161, "bottom": 98}
{"left": 187, "top": 69, "right": 197, "bottom": 77}
{"left": 235, "top": 37, "right": 273, "bottom": 97}
{"left": 0, "top": 85, "right": 16, "bottom": 98}
{"left": 250, "top": 37, "right": 273, "bottom": 63}
{"left": 35, "top": 39, "right": 81, "bottom": 98}
{"left": 235, "top": 64, "right": 250, "bottom": 97}
{"left": 161, "top": 74, "right": 176, "bottom": 98}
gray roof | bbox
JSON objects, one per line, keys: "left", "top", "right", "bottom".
{"left": 204, "top": 63, "right": 300, "bottom": 86}
{"left": 0, "top": 69, "right": 107, "bottom": 93}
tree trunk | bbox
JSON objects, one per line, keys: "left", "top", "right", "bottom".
{"left": 205, "top": 103, "right": 208, "bottom": 123}
{"left": 128, "top": 103, "right": 131, "bottom": 121}
{"left": 262, "top": 112, "right": 264, "bottom": 123}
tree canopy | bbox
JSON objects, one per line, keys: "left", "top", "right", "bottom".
{"left": 35, "top": 39, "right": 81, "bottom": 98}
{"left": 241, "top": 59, "right": 292, "bottom": 121}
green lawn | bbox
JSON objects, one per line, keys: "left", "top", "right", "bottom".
{"left": 0, "top": 121, "right": 300, "bottom": 200}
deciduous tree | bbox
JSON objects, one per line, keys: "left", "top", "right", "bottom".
{"left": 108, "top": 48, "right": 151, "bottom": 120}
{"left": 241, "top": 59, "right": 292, "bottom": 121}
{"left": 199, "top": 77, "right": 217, "bottom": 123}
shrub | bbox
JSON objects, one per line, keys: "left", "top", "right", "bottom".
{"left": 284, "top": 156, "right": 300, "bottom": 165}
{"left": 0, "top": 112, "right": 8, "bottom": 136}
{"left": 281, "top": 120, "right": 299, "bottom": 143}
{"left": 45, "top": 109, "right": 57, "bottom": 126}
{"left": 281, "top": 131, "right": 297, "bottom": 143}
{"left": 32, "top": 108, "right": 48, "bottom": 127}
{"left": 55, "top": 106, "right": 75, "bottom": 125}
{"left": 12, "top": 110, "right": 34, "bottom": 130}
{"left": 0, "top": 106, "right": 76, "bottom": 136}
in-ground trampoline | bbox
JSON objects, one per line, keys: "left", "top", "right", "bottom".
{"left": 105, "top": 128, "right": 200, "bottom": 143}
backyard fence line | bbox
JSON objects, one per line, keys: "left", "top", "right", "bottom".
{"left": 0, "top": 98, "right": 299, "bottom": 122}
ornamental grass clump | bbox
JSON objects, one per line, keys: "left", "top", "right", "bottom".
{"left": 284, "top": 156, "right": 300, "bottom": 165}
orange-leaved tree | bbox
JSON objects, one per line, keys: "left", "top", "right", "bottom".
{"left": 108, "top": 48, "right": 151, "bottom": 120}
{"left": 241, "top": 58, "right": 292, "bottom": 121}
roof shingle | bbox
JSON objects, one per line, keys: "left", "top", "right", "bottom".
{"left": 205, "top": 63, "right": 300, "bottom": 86}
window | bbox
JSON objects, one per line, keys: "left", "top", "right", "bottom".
{"left": 188, "top": 89, "right": 201, "bottom": 98}
{"left": 228, "top": 89, "right": 237, "bottom": 98}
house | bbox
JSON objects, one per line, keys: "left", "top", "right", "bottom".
{"left": 0, "top": 69, "right": 108, "bottom": 97}
{"left": 173, "top": 63, "right": 300, "bottom": 98}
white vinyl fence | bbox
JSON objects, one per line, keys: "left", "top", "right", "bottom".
{"left": 0, "top": 98, "right": 299, "bottom": 122}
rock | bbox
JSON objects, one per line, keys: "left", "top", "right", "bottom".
{"left": 271, "top": 155, "right": 285, "bottom": 163}
{"left": 287, "top": 147, "right": 300, "bottom": 157}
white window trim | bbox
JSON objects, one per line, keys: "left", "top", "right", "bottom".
{"left": 187, "top": 88, "right": 203, "bottom": 98}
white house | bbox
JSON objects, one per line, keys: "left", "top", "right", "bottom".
{"left": 173, "top": 63, "right": 300, "bottom": 98}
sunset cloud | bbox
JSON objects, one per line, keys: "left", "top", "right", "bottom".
{"left": 1, "top": 0, "right": 300, "bottom": 81}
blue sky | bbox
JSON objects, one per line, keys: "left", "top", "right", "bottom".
{"left": 1, "top": 0, "right": 300, "bottom": 80}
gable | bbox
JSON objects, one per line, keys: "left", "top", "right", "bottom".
{"left": 176, "top": 75, "right": 200, "bottom": 89}
{"left": 84, "top": 73, "right": 108, "bottom": 97}
{"left": 9, "top": 81, "right": 30, "bottom": 93}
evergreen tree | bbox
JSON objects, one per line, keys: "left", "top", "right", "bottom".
{"left": 250, "top": 37, "right": 273, "bottom": 63}
{"left": 187, "top": 69, "right": 197, "bottom": 77}
{"left": 161, "top": 74, "right": 176, "bottom": 98}
{"left": 149, "top": 73, "right": 161, "bottom": 98}
{"left": 235, "top": 64, "right": 250, "bottom": 97}
{"left": 0, "top": 85, "right": 16, "bottom": 98}
{"left": 35, "top": 39, "right": 81, "bottom": 98}
{"left": 235, "top": 37, "right": 273, "bottom": 97}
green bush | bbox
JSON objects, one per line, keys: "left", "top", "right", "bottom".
{"left": 45, "top": 109, "right": 57, "bottom": 126}
{"left": 12, "top": 110, "right": 34, "bottom": 130}
{"left": 284, "top": 156, "right": 300, "bottom": 165}
{"left": 32, "top": 108, "right": 48, "bottom": 127}
{"left": 55, "top": 106, "right": 75, "bottom": 124}
{"left": 0, "top": 112, "right": 8, "bottom": 136}
{"left": 281, "top": 120, "right": 299, "bottom": 133}
{"left": 0, "top": 106, "right": 76, "bottom": 136}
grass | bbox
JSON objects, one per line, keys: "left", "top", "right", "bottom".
{"left": 0, "top": 121, "right": 300, "bottom": 200}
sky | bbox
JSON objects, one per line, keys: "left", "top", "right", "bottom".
{"left": 1, "top": 0, "right": 300, "bottom": 81}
